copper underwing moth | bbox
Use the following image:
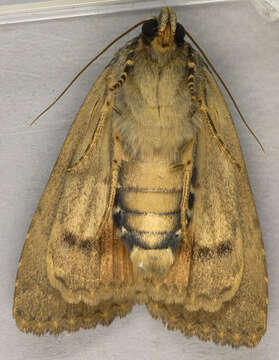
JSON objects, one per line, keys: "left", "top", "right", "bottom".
{"left": 13, "top": 7, "right": 268, "bottom": 348}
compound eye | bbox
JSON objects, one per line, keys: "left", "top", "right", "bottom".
{"left": 142, "top": 19, "right": 158, "bottom": 37}
{"left": 175, "top": 23, "right": 186, "bottom": 44}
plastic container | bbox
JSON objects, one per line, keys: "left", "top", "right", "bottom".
{"left": 0, "top": 0, "right": 239, "bottom": 25}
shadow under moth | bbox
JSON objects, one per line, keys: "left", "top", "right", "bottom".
{"left": 13, "top": 7, "right": 268, "bottom": 348}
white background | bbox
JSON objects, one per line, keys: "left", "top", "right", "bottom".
{"left": 1, "top": 1, "right": 279, "bottom": 359}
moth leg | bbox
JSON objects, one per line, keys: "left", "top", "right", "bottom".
{"left": 199, "top": 99, "right": 241, "bottom": 170}
{"left": 67, "top": 111, "right": 106, "bottom": 172}
{"left": 94, "top": 129, "right": 126, "bottom": 241}
{"left": 95, "top": 161, "right": 120, "bottom": 242}
{"left": 110, "top": 51, "right": 136, "bottom": 91}
{"left": 68, "top": 76, "right": 115, "bottom": 172}
{"left": 179, "top": 137, "right": 197, "bottom": 247}
{"left": 188, "top": 44, "right": 237, "bottom": 170}
{"left": 187, "top": 46, "right": 199, "bottom": 103}
{"left": 188, "top": 47, "right": 241, "bottom": 170}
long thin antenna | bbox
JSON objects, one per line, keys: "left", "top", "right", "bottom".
{"left": 184, "top": 28, "right": 265, "bottom": 153}
{"left": 30, "top": 18, "right": 148, "bottom": 126}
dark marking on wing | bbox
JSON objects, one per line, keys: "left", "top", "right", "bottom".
{"left": 191, "top": 167, "right": 197, "bottom": 187}
{"left": 79, "top": 239, "right": 93, "bottom": 251}
{"left": 63, "top": 231, "right": 76, "bottom": 246}
{"left": 188, "top": 192, "right": 195, "bottom": 210}
{"left": 194, "top": 241, "right": 233, "bottom": 261}
{"left": 195, "top": 247, "right": 214, "bottom": 261}
{"left": 216, "top": 241, "right": 233, "bottom": 256}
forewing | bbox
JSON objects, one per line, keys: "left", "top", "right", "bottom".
{"left": 147, "top": 66, "right": 267, "bottom": 347}
{"left": 13, "top": 68, "right": 135, "bottom": 334}
{"left": 182, "top": 66, "right": 247, "bottom": 312}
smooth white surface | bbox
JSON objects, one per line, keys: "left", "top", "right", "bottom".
{"left": 1, "top": 1, "right": 279, "bottom": 359}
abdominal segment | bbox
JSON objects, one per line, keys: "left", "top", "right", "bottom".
{"left": 113, "top": 160, "right": 184, "bottom": 278}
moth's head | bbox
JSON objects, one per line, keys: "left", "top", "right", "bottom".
{"left": 141, "top": 7, "right": 186, "bottom": 53}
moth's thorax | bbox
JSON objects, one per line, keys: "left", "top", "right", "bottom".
{"left": 114, "top": 47, "right": 200, "bottom": 162}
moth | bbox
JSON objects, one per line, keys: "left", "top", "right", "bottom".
{"left": 13, "top": 7, "right": 268, "bottom": 348}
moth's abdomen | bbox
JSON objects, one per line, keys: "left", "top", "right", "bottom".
{"left": 114, "top": 161, "right": 183, "bottom": 278}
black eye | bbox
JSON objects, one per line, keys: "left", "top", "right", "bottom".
{"left": 142, "top": 19, "right": 158, "bottom": 38}
{"left": 175, "top": 23, "right": 186, "bottom": 44}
